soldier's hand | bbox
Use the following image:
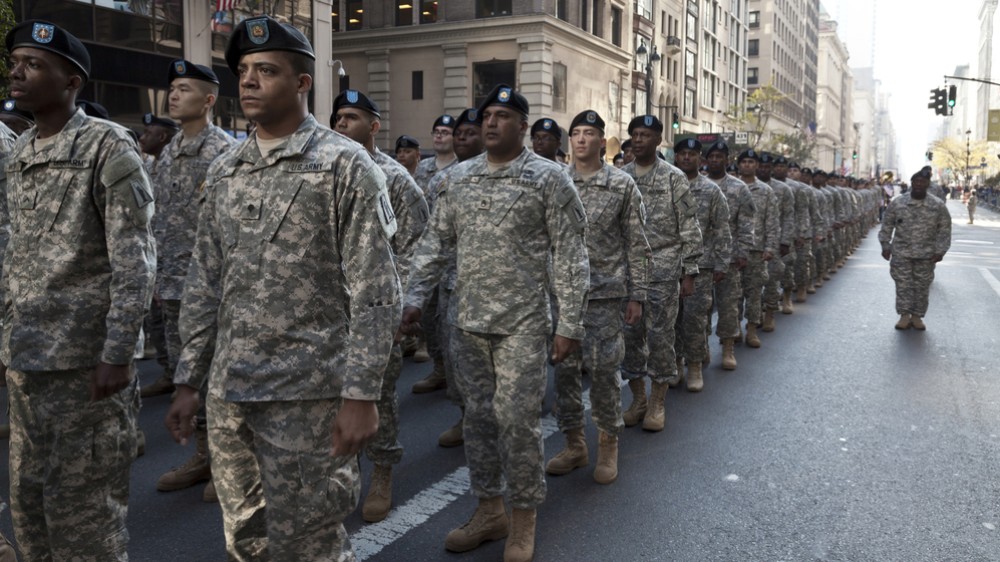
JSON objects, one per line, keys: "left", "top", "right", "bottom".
{"left": 763, "top": 251, "right": 774, "bottom": 262}
{"left": 780, "top": 244, "right": 791, "bottom": 256}
{"left": 400, "top": 306, "right": 422, "bottom": 336}
{"left": 331, "top": 399, "right": 379, "bottom": 457}
{"left": 165, "top": 385, "right": 200, "bottom": 445}
{"left": 734, "top": 257, "right": 748, "bottom": 271}
{"left": 795, "top": 238, "right": 805, "bottom": 249}
{"left": 712, "top": 271, "right": 726, "bottom": 284}
{"left": 90, "top": 362, "right": 132, "bottom": 402}
{"left": 680, "top": 275, "right": 696, "bottom": 298}
{"left": 932, "top": 254, "right": 943, "bottom": 263}
{"left": 881, "top": 249, "right": 891, "bottom": 261}
{"left": 550, "top": 335, "right": 580, "bottom": 365}
{"left": 624, "top": 301, "right": 643, "bottom": 326}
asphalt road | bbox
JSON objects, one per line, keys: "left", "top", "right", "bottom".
{"left": 2, "top": 197, "right": 1000, "bottom": 561}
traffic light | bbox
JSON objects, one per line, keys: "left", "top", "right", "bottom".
{"left": 947, "top": 85, "right": 957, "bottom": 112}
{"left": 926, "top": 151, "right": 933, "bottom": 161}
{"left": 671, "top": 112, "right": 680, "bottom": 130}
{"left": 928, "top": 87, "right": 948, "bottom": 116}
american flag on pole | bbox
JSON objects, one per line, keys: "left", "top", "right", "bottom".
{"left": 216, "top": 0, "right": 240, "bottom": 11}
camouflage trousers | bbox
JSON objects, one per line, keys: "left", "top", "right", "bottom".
{"left": 795, "top": 239, "right": 814, "bottom": 289}
{"left": 7, "top": 367, "right": 138, "bottom": 562}
{"left": 623, "top": 281, "right": 680, "bottom": 383}
{"left": 207, "top": 395, "right": 360, "bottom": 562}
{"left": 365, "top": 344, "right": 403, "bottom": 466}
{"left": 554, "top": 298, "right": 625, "bottom": 435}
{"left": 421, "top": 287, "right": 443, "bottom": 362}
{"left": 677, "top": 274, "right": 714, "bottom": 363}
{"left": 740, "top": 252, "right": 768, "bottom": 325}
{"left": 889, "top": 257, "right": 937, "bottom": 317}
{"left": 143, "top": 298, "right": 169, "bottom": 370}
{"left": 160, "top": 298, "right": 182, "bottom": 375}
{"left": 438, "top": 286, "right": 463, "bottom": 408}
{"left": 451, "top": 329, "right": 548, "bottom": 509}
{"left": 813, "top": 240, "right": 828, "bottom": 283}
{"left": 762, "top": 252, "right": 790, "bottom": 312}
{"left": 712, "top": 263, "right": 743, "bottom": 339}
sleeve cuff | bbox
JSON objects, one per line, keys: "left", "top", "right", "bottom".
{"left": 555, "top": 322, "right": 585, "bottom": 341}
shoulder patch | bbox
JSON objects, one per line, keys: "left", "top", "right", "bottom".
{"left": 131, "top": 179, "right": 154, "bottom": 208}
{"left": 376, "top": 190, "right": 398, "bottom": 238}
{"left": 101, "top": 149, "right": 143, "bottom": 187}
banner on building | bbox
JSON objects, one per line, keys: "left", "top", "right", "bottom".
{"left": 988, "top": 110, "right": 1000, "bottom": 142}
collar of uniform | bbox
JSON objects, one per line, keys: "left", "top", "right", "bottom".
{"left": 239, "top": 114, "right": 319, "bottom": 165}
{"left": 477, "top": 147, "right": 530, "bottom": 178}
{"left": 176, "top": 123, "right": 215, "bottom": 157}
{"left": 19, "top": 107, "right": 87, "bottom": 165}
{"left": 569, "top": 161, "right": 610, "bottom": 185}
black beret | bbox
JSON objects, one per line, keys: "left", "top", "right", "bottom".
{"left": 6, "top": 20, "right": 91, "bottom": 79}
{"left": 455, "top": 108, "right": 481, "bottom": 129}
{"left": 432, "top": 114, "right": 455, "bottom": 130}
{"left": 704, "top": 140, "right": 729, "bottom": 157}
{"left": 77, "top": 100, "right": 109, "bottom": 120}
{"left": 801, "top": 167, "right": 813, "bottom": 175}
{"left": 627, "top": 114, "right": 663, "bottom": 135}
{"left": 333, "top": 89, "right": 380, "bottom": 118}
{"left": 224, "top": 16, "right": 314, "bottom": 74}
{"left": 774, "top": 155, "right": 788, "bottom": 165}
{"left": 813, "top": 169, "right": 828, "bottom": 177}
{"left": 169, "top": 59, "right": 219, "bottom": 85}
{"left": 912, "top": 169, "right": 932, "bottom": 181}
{"left": 1, "top": 99, "right": 33, "bottom": 123}
{"left": 569, "top": 110, "right": 605, "bottom": 134}
{"left": 395, "top": 135, "right": 419, "bottom": 151}
{"left": 142, "top": 112, "right": 178, "bottom": 129}
{"left": 726, "top": 163, "right": 738, "bottom": 173}
{"left": 478, "top": 84, "right": 529, "bottom": 117}
{"left": 788, "top": 161, "right": 801, "bottom": 170}
{"left": 758, "top": 152, "right": 775, "bottom": 164}
{"left": 737, "top": 148, "right": 760, "bottom": 162}
{"left": 531, "top": 118, "right": 561, "bottom": 138}
{"left": 674, "top": 138, "right": 702, "bottom": 153}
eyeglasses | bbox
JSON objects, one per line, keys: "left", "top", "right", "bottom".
{"left": 432, "top": 130, "right": 452, "bottom": 137}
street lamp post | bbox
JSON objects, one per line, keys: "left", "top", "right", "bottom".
{"left": 636, "top": 42, "right": 660, "bottom": 116}
{"left": 966, "top": 129, "right": 972, "bottom": 194}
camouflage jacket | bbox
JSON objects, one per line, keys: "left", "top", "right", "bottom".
{"left": 0, "top": 122, "right": 16, "bottom": 309}
{"left": 708, "top": 174, "right": 756, "bottom": 260}
{"left": 151, "top": 124, "right": 236, "bottom": 300}
{"left": 174, "top": 115, "right": 400, "bottom": 402}
{"left": 622, "top": 159, "right": 702, "bottom": 279}
{"left": 568, "top": 162, "right": 650, "bottom": 301}
{"left": 767, "top": 178, "right": 797, "bottom": 247}
{"left": 373, "top": 148, "right": 429, "bottom": 287}
{"left": 744, "top": 178, "right": 779, "bottom": 254}
{"left": 1, "top": 109, "right": 156, "bottom": 369}
{"left": 879, "top": 193, "right": 952, "bottom": 259}
{"left": 405, "top": 148, "right": 590, "bottom": 339}
{"left": 688, "top": 174, "right": 733, "bottom": 273}
{"left": 784, "top": 177, "right": 815, "bottom": 239}
{"left": 814, "top": 186, "right": 833, "bottom": 233}
{"left": 413, "top": 154, "right": 457, "bottom": 195}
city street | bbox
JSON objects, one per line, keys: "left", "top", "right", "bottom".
{"left": 2, "top": 198, "right": 1000, "bottom": 561}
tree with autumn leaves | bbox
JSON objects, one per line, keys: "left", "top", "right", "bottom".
{"left": 724, "top": 82, "right": 817, "bottom": 165}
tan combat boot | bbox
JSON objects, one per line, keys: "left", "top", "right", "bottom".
{"left": 895, "top": 314, "right": 912, "bottom": 330}
{"left": 504, "top": 508, "right": 537, "bottom": 562}
{"left": 202, "top": 479, "right": 218, "bottom": 503}
{"left": 686, "top": 362, "right": 704, "bottom": 392}
{"left": 593, "top": 430, "right": 618, "bottom": 484}
{"left": 795, "top": 286, "right": 807, "bottom": 303}
{"left": 910, "top": 316, "right": 926, "bottom": 330}
{"left": 140, "top": 373, "right": 175, "bottom": 398}
{"left": 362, "top": 464, "right": 393, "bottom": 522}
{"left": 666, "top": 359, "right": 683, "bottom": 387}
{"left": 745, "top": 324, "right": 761, "bottom": 348}
{"left": 762, "top": 311, "right": 776, "bottom": 332}
{"left": 622, "top": 378, "right": 647, "bottom": 427}
{"left": 156, "top": 428, "right": 211, "bottom": 491}
{"left": 411, "top": 359, "right": 446, "bottom": 393}
{"left": 721, "top": 339, "right": 737, "bottom": 370}
{"left": 806, "top": 282, "right": 817, "bottom": 294}
{"left": 781, "top": 292, "right": 794, "bottom": 314}
{"left": 412, "top": 340, "right": 431, "bottom": 362}
{"left": 642, "top": 381, "right": 669, "bottom": 432}
{"left": 545, "top": 428, "right": 588, "bottom": 475}
{"left": 445, "top": 496, "right": 509, "bottom": 552}
{"left": 136, "top": 429, "right": 146, "bottom": 457}
{"left": 439, "top": 416, "right": 464, "bottom": 447}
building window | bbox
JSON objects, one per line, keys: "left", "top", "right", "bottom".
{"left": 347, "top": 0, "right": 364, "bottom": 30}
{"left": 748, "top": 10, "right": 759, "bottom": 28}
{"left": 685, "top": 49, "right": 696, "bottom": 79}
{"left": 581, "top": 0, "right": 588, "bottom": 31}
{"left": 412, "top": 71, "right": 424, "bottom": 100}
{"left": 748, "top": 39, "right": 758, "bottom": 56}
{"left": 634, "top": 0, "right": 653, "bottom": 20}
{"left": 396, "top": 1, "right": 413, "bottom": 25}
{"left": 609, "top": 81, "right": 620, "bottom": 122}
{"left": 473, "top": 60, "right": 516, "bottom": 106}
{"left": 477, "top": 0, "right": 512, "bottom": 17}
{"left": 553, "top": 63, "right": 567, "bottom": 112}
{"left": 686, "top": 12, "right": 697, "bottom": 41}
{"left": 611, "top": 7, "right": 622, "bottom": 46}
{"left": 748, "top": 67, "right": 758, "bottom": 85}
{"left": 684, "top": 87, "right": 696, "bottom": 119}
{"left": 558, "top": 0, "right": 568, "bottom": 21}
{"left": 421, "top": 1, "right": 439, "bottom": 23}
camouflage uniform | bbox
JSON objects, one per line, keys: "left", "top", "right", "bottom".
{"left": 787, "top": 177, "right": 819, "bottom": 290}
{"left": 813, "top": 186, "right": 833, "bottom": 284}
{"left": 405, "top": 148, "right": 589, "bottom": 509}
{"left": 878, "top": 193, "right": 952, "bottom": 317}
{"left": 707, "top": 174, "right": 755, "bottom": 339}
{"left": 174, "top": 115, "right": 400, "bottom": 561}
{"left": 676, "top": 174, "right": 732, "bottom": 364}
{"left": 2, "top": 108, "right": 155, "bottom": 561}
{"left": 366, "top": 148, "right": 428, "bottom": 466}
{"left": 621, "top": 159, "right": 702, "bottom": 383}
{"left": 555, "top": 163, "right": 649, "bottom": 435}
{"left": 0, "top": 121, "right": 15, "bottom": 304}
{"left": 763, "top": 177, "right": 796, "bottom": 310}
{"left": 740, "top": 179, "right": 777, "bottom": 326}
{"left": 413, "top": 155, "right": 456, "bottom": 195}
{"left": 150, "top": 123, "right": 236, "bottom": 377}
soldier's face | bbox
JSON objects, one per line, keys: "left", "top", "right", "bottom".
{"left": 431, "top": 126, "right": 453, "bottom": 153}
{"left": 570, "top": 126, "right": 603, "bottom": 161}
{"left": 705, "top": 151, "right": 728, "bottom": 174}
{"left": 674, "top": 148, "right": 701, "bottom": 174}
{"left": 757, "top": 162, "right": 772, "bottom": 179}
{"left": 168, "top": 77, "right": 213, "bottom": 123}
{"left": 334, "top": 107, "right": 377, "bottom": 146}
{"left": 481, "top": 106, "right": 527, "bottom": 156}
{"left": 629, "top": 128, "right": 660, "bottom": 161}
{"left": 139, "top": 124, "right": 172, "bottom": 155}
{"left": 237, "top": 52, "right": 308, "bottom": 128}
{"left": 773, "top": 163, "right": 788, "bottom": 179}
{"left": 911, "top": 177, "right": 929, "bottom": 198}
{"left": 453, "top": 124, "right": 483, "bottom": 161}
{"left": 396, "top": 147, "right": 420, "bottom": 168}
{"left": 738, "top": 158, "right": 758, "bottom": 177}
{"left": 532, "top": 130, "right": 560, "bottom": 159}
{"left": 7, "top": 47, "right": 80, "bottom": 114}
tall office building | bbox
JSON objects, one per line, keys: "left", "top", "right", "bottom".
{"left": 815, "top": 10, "right": 853, "bottom": 173}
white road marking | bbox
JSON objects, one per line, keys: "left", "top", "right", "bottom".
{"left": 954, "top": 240, "right": 995, "bottom": 245}
{"left": 979, "top": 267, "right": 1000, "bottom": 299}
{"left": 352, "top": 390, "right": 592, "bottom": 560}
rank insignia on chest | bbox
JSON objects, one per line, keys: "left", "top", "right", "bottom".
{"left": 478, "top": 197, "right": 491, "bottom": 210}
